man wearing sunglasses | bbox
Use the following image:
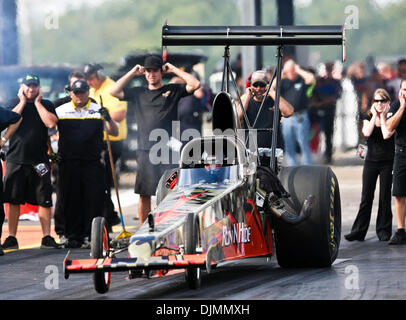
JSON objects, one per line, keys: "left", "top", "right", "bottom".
{"left": 386, "top": 79, "right": 406, "bottom": 244}
{"left": 54, "top": 80, "right": 118, "bottom": 248}
{"left": 239, "top": 70, "right": 293, "bottom": 151}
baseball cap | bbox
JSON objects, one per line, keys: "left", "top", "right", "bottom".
{"left": 69, "top": 80, "right": 90, "bottom": 93}
{"left": 22, "top": 74, "right": 40, "bottom": 86}
{"left": 251, "top": 70, "right": 268, "bottom": 84}
{"left": 250, "top": 71, "right": 268, "bottom": 85}
{"left": 144, "top": 55, "right": 163, "bottom": 70}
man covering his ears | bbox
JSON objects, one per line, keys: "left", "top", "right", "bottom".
{"left": 110, "top": 55, "right": 200, "bottom": 226}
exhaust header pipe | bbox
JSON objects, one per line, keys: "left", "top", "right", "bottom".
{"left": 269, "top": 194, "right": 314, "bottom": 225}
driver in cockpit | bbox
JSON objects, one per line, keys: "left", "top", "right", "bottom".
{"left": 200, "top": 154, "right": 225, "bottom": 184}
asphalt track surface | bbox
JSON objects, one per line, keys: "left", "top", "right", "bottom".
{"left": 1, "top": 153, "right": 406, "bottom": 303}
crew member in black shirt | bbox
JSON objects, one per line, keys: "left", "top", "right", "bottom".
{"left": 110, "top": 55, "right": 200, "bottom": 226}
{"left": 52, "top": 70, "right": 99, "bottom": 243}
{"left": 345, "top": 88, "right": 394, "bottom": 242}
{"left": 238, "top": 70, "right": 293, "bottom": 151}
{"left": 2, "top": 75, "right": 60, "bottom": 250}
{"left": 55, "top": 80, "right": 118, "bottom": 248}
{"left": 386, "top": 79, "right": 406, "bottom": 244}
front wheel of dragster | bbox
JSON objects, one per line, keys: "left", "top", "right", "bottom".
{"left": 184, "top": 212, "right": 202, "bottom": 289}
{"left": 91, "top": 216, "right": 111, "bottom": 294}
{"left": 274, "top": 165, "right": 341, "bottom": 268}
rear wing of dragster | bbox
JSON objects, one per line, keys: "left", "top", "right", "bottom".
{"left": 162, "top": 23, "right": 346, "bottom": 171}
{"left": 162, "top": 25, "right": 345, "bottom": 59}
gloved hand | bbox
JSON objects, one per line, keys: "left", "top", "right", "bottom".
{"left": 100, "top": 107, "right": 112, "bottom": 122}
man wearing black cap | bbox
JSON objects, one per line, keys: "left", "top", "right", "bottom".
{"left": 52, "top": 70, "right": 99, "bottom": 243}
{"left": 110, "top": 55, "right": 200, "bottom": 226}
{"left": 239, "top": 70, "right": 293, "bottom": 150}
{"left": 55, "top": 80, "right": 118, "bottom": 248}
{"left": 2, "top": 74, "right": 61, "bottom": 250}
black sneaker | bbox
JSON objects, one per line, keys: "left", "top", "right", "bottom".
{"left": 0, "top": 245, "right": 4, "bottom": 256}
{"left": 41, "top": 235, "right": 62, "bottom": 249}
{"left": 388, "top": 230, "right": 406, "bottom": 245}
{"left": 344, "top": 232, "right": 364, "bottom": 241}
{"left": 2, "top": 236, "right": 18, "bottom": 250}
{"left": 378, "top": 232, "right": 391, "bottom": 241}
{"left": 64, "top": 239, "right": 82, "bottom": 249}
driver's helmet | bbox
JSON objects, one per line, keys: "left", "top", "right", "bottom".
{"left": 203, "top": 153, "right": 222, "bottom": 167}
{"left": 205, "top": 155, "right": 224, "bottom": 182}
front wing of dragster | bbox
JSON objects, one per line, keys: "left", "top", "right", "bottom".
{"left": 64, "top": 252, "right": 206, "bottom": 279}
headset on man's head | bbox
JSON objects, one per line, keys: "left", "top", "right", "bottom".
{"left": 83, "top": 63, "right": 106, "bottom": 80}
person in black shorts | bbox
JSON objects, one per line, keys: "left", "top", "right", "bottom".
{"left": 110, "top": 55, "right": 200, "bottom": 226}
{"left": 0, "top": 108, "right": 22, "bottom": 255}
{"left": 55, "top": 80, "right": 118, "bottom": 248}
{"left": 2, "top": 75, "right": 60, "bottom": 250}
{"left": 386, "top": 79, "right": 406, "bottom": 244}
{"left": 345, "top": 88, "right": 394, "bottom": 242}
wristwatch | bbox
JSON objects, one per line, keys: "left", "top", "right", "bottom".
{"left": 1, "top": 137, "right": 7, "bottom": 143}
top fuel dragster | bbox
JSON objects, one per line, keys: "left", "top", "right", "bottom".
{"left": 64, "top": 23, "right": 345, "bottom": 293}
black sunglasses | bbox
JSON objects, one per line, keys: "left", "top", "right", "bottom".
{"left": 373, "top": 99, "right": 389, "bottom": 103}
{"left": 252, "top": 82, "right": 266, "bottom": 88}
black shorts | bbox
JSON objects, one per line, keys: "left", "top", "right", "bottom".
{"left": 392, "top": 151, "right": 406, "bottom": 197}
{"left": 3, "top": 162, "right": 53, "bottom": 207}
{"left": 134, "top": 150, "right": 175, "bottom": 196}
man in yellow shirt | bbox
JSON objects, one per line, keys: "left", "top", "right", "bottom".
{"left": 84, "top": 63, "right": 127, "bottom": 228}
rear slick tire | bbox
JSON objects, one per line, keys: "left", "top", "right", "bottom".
{"left": 184, "top": 212, "right": 202, "bottom": 289}
{"left": 274, "top": 165, "right": 341, "bottom": 268}
{"left": 91, "top": 216, "right": 111, "bottom": 294}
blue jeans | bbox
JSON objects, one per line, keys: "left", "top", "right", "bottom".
{"left": 281, "top": 111, "right": 312, "bottom": 166}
